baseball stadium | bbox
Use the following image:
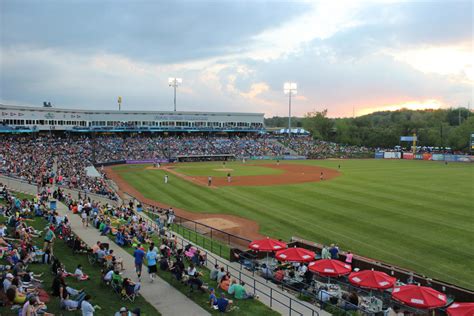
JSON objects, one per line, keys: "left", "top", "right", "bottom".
{"left": 1, "top": 1, "right": 473, "bottom": 315}
{"left": 0, "top": 102, "right": 473, "bottom": 316}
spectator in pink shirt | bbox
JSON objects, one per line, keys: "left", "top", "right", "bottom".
{"left": 345, "top": 251, "right": 353, "bottom": 264}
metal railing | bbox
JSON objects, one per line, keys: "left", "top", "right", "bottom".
{"left": 138, "top": 212, "right": 321, "bottom": 316}
{"left": 125, "top": 191, "right": 252, "bottom": 250}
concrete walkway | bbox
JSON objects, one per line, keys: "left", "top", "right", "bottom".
{"left": 54, "top": 202, "right": 210, "bottom": 316}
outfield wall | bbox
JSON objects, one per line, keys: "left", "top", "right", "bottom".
{"left": 375, "top": 152, "right": 474, "bottom": 162}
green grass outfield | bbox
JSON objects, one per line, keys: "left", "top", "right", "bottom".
{"left": 113, "top": 159, "right": 474, "bottom": 289}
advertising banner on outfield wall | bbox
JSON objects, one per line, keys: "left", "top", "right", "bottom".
{"left": 415, "top": 154, "right": 423, "bottom": 160}
{"left": 375, "top": 152, "right": 384, "bottom": 159}
{"left": 445, "top": 155, "right": 457, "bottom": 162}
{"left": 402, "top": 153, "right": 414, "bottom": 160}
{"left": 455, "top": 155, "right": 473, "bottom": 162}
{"left": 126, "top": 159, "right": 169, "bottom": 164}
{"left": 451, "top": 155, "right": 473, "bottom": 162}
{"left": 383, "top": 152, "right": 401, "bottom": 159}
{"left": 423, "top": 153, "right": 432, "bottom": 160}
{"left": 431, "top": 154, "right": 445, "bottom": 161}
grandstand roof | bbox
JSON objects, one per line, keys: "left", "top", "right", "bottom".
{"left": 0, "top": 104, "right": 264, "bottom": 116}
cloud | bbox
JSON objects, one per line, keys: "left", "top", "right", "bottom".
{"left": 385, "top": 43, "right": 473, "bottom": 82}
{"left": 239, "top": 43, "right": 472, "bottom": 117}
{"left": 240, "top": 82, "right": 270, "bottom": 99}
{"left": 1, "top": 0, "right": 472, "bottom": 118}
{"left": 0, "top": 0, "right": 308, "bottom": 64}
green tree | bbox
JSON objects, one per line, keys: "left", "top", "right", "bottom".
{"left": 303, "top": 109, "right": 334, "bottom": 140}
{"left": 447, "top": 116, "right": 474, "bottom": 150}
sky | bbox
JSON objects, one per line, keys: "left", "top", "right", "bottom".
{"left": 0, "top": 0, "right": 472, "bottom": 118}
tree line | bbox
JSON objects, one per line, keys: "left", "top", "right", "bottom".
{"left": 265, "top": 108, "right": 473, "bottom": 151}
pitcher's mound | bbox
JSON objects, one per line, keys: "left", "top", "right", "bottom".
{"left": 213, "top": 168, "right": 234, "bottom": 172}
{"left": 145, "top": 166, "right": 161, "bottom": 170}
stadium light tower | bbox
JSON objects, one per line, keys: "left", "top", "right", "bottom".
{"left": 168, "top": 77, "right": 182, "bottom": 112}
{"left": 284, "top": 82, "right": 297, "bottom": 138}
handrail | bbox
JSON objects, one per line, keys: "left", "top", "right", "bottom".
{"left": 138, "top": 213, "right": 321, "bottom": 316}
{"left": 124, "top": 191, "right": 252, "bottom": 249}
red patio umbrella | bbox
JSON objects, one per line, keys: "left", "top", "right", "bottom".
{"left": 249, "top": 238, "right": 287, "bottom": 252}
{"left": 446, "top": 302, "right": 474, "bottom": 316}
{"left": 348, "top": 270, "right": 396, "bottom": 290}
{"left": 392, "top": 285, "right": 447, "bottom": 309}
{"left": 308, "top": 259, "right": 352, "bottom": 277}
{"left": 275, "top": 247, "right": 315, "bottom": 262}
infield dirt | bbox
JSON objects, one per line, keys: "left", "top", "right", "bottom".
{"left": 164, "top": 163, "right": 340, "bottom": 187}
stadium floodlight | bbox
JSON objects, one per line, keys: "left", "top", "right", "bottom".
{"left": 283, "top": 82, "right": 297, "bottom": 138}
{"left": 168, "top": 77, "right": 182, "bottom": 112}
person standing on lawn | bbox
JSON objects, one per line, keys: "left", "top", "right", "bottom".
{"left": 43, "top": 226, "right": 55, "bottom": 256}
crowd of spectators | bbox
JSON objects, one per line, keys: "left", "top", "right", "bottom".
{"left": 0, "top": 184, "right": 145, "bottom": 315}
{"left": 0, "top": 136, "right": 115, "bottom": 199}
{"left": 93, "top": 135, "right": 287, "bottom": 161}
{"left": 0, "top": 185, "right": 95, "bottom": 314}
{"left": 281, "top": 136, "right": 371, "bottom": 159}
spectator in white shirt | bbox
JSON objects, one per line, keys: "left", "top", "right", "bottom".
{"left": 81, "top": 294, "right": 100, "bottom": 316}
{"left": 298, "top": 263, "right": 308, "bottom": 275}
{"left": 3, "top": 273, "right": 13, "bottom": 293}
{"left": 103, "top": 269, "right": 114, "bottom": 282}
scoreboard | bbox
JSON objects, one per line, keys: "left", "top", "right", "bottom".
{"left": 471, "top": 132, "right": 474, "bottom": 152}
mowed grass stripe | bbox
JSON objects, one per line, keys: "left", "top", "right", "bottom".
{"left": 231, "top": 179, "right": 471, "bottom": 241}
{"left": 332, "top": 171, "right": 472, "bottom": 204}
{"left": 313, "top": 180, "right": 472, "bottom": 231}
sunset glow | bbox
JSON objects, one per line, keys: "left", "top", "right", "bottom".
{"left": 357, "top": 99, "right": 444, "bottom": 116}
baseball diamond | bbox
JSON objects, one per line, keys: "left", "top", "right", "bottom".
{"left": 107, "top": 159, "right": 473, "bottom": 290}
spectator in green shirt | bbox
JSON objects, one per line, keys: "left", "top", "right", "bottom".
{"left": 112, "top": 270, "right": 123, "bottom": 287}
{"left": 228, "top": 280, "right": 255, "bottom": 300}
